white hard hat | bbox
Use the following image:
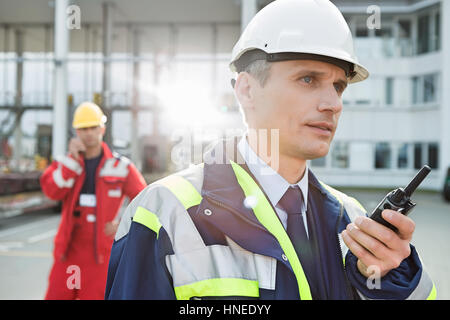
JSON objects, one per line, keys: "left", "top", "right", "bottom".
{"left": 230, "top": 0, "right": 369, "bottom": 84}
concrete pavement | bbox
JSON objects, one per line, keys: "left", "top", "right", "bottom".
{"left": 0, "top": 210, "right": 59, "bottom": 299}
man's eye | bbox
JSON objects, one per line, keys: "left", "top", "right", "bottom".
{"left": 301, "top": 76, "right": 313, "bottom": 84}
{"left": 334, "top": 83, "right": 344, "bottom": 93}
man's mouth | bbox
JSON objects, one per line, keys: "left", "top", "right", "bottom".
{"left": 306, "top": 121, "right": 334, "bottom": 133}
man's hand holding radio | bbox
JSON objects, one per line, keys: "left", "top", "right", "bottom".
{"left": 68, "top": 137, "right": 87, "bottom": 160}
{"left": 342, "top": 209, "right": 415, "bottom": 278}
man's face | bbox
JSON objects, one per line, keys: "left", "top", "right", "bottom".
{"left": 76, "top": 125, "right": 105, "bottom": 148}
{"left": 242, "top": 59, "right": 347, "bottom": 161}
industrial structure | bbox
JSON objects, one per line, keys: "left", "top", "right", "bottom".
{"left": 0, "top": 0, "right": 449, "bottom": 194}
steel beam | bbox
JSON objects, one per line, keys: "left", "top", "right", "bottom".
{"left": 52, "top": 0, "right": 69, "bottom": 159}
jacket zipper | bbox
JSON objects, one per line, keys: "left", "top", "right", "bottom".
{"left": 335, "top": 203, "right": 355, "bottom": 299}
{"left": 94, "top": 215, "right": 98, "bottom": 264}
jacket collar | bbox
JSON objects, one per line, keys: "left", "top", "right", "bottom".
{"left": 202, "top": 138, "right": 334, "bottom": 210}
{"left": 100, "top": 142, "right": 114, "bottom": 159}
{"left": 199, "top": 138, "right": 344, "bottom": 270}
{"left": 200, "top": 138, "right": 344, "bottom": 254}
{"left": 76, "top": 142, "right": 113, "bottom": 167}
{"left": 202, "top": 138, "right": 261, "bottom": 228}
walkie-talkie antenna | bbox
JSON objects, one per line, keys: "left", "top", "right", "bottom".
{"left": 404, "top": 165, "right": 431, "bottom": 197}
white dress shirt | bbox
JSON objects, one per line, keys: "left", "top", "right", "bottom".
{"left": 237, "top": 136, "right": 310, "bottom": 237}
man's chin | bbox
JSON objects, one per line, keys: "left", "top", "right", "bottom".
{"left": 84, "top": 141, "right": 101, "bottom": 149}
{"left": 281, "top": 135, "right": 331, "bottom": 160}
{"left": 282, "top": 147, "right": 329, "bottom": 162}
{"left": 300, "top": 144, "right": 330, "bottom": 160}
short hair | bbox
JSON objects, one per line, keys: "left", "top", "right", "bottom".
{"left": 241, "top": 59, "right": 272, "bottom": 87}
{"left": 235, "top": 59, "right": 272, "bottom": 125}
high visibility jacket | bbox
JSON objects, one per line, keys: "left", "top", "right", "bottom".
{"left": 105, "top": 140, "right": 436, "bottom": 300}
{"left": 40, "top": 142, "right": 147, "bottom": 263}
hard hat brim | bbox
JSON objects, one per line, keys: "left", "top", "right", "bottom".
{"left": 230, "top": 48, "right": 369, "bottom": 84}
{"left": 73, "top": 120, "right": 106, "bottom": 129}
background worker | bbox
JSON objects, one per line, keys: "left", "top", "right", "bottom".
{"left": 105, "top": 0, "right": 435, "bottom": 300}
{"left": 40, "top": 102, "right": 147, "bottom": 300}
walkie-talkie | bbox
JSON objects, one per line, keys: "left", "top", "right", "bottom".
{"left": 369, "top": 165, "right": 431, "bottom": 232}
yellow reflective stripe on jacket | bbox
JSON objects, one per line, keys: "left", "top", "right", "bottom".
{"left": 133, "top": 206, "right": 162, "bottom": 238}
{"left": 230, "top": 160, "right": 312, "bottom": 300}
{"left": 427, "top": 284, "right": 437, "bottom": 300}
{"left": 320, "top": 180, "right": 367, "bottom": 214}
{"left": 157, "top": 174, "right": 202, "bottom": 209}
{"left": 348, "top": 196, "right": 366, "bottom": 214}
{"left": 174, "top": 278, "right": 259, "bottom": 300}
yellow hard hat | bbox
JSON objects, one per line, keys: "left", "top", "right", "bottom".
{"left": 72, "top": 102, "right": 107, "bottom": 129}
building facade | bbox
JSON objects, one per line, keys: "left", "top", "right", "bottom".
{"left": 308, "top": 0, "right": 449, "bottom": 191}
{"left": 0, "top": 0, "right": 448, "bottom": 191}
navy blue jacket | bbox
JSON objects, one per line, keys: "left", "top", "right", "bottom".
{"left": 105, "top": 145, "right": 423, "bottom": 300}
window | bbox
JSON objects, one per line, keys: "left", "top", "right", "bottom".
{"left": 355, "top": 99, "right": 371, "bottom": 105}
{"left": 412, "top": 76, "right": 420, "bottom": 104}
{"left": 428, "top": 143, "right": 439, "bottom": 169}
{"left": 414, "top": 142, "right": 439, "bottom": 169}
{"left": 423, "top": 74, "right": 437, "bottom": 103}
{"left": 435, "top": 12, "right": 440, "bottom": 51}
{"left": 417, "top": 15, "right": 430, "bottom": 54}
{"left": 345, "top": 78, "right": 373, "bottom": 106}
{"left": 375, "top": 27, "right": 392, "bottom": 38}
{"left": 356, "top": 27, "right": 368, "bottom": 38}
{"left": 375, "top": 25, "right": 394, "bottom": 57}
{"left": 411, "top": 73, "right": 439, "bottom": 104}
{"left": 399, "top": 20, "right": 411, "bottom": 38}
{"left": 398, "top": 20, "right": 412, "bottom": 56}
{"left": 397, "top": 144, "right": 409, "bottom": 169}
{"left": 385, "top": 77, "right": 393, "bottom": 105}
{"left": 332, "top": 142, "right": 349, "bottom": 168}
{"left": 375, "top": 142, "right": 391, "bottom": 169}
{"left": 414, "top": 143, "right": 422, "bottom": 169}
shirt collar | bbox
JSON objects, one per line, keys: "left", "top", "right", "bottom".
{"left": 237, "top": 135, "right": 309, "bottom": 210}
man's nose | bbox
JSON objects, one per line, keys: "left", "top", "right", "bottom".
{"left": 317, "top": 86, "right": 343, "bottom": 114}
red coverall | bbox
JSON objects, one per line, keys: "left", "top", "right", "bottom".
{"left": 40, "top": 142, "right": 146, "bottom": 299}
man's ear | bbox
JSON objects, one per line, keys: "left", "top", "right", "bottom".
{"left": 234, "top": 72, "right": 257, "bottom": 112}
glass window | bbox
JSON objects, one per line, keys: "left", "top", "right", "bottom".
{"left": 423, "top": 74, "right": 436, "bottom": 103}
{"left": 355, "top": 99, "right": 371, "bottom": 105}
{"left": 398, "top": 20, "right": 412, "bottom": 57}
{"left": 385, "top": 77, "right": 393, "bottom": 105}
{"left": 414, "top": 143, "right": 422, "bottom": 169}
{"left": 344, "top": 77, "right": 373, "bottom": 106}
{"left": 435, "top": 12, "right": 440, "bottom": 51}
{"left": 332, "top": 142, "right": 349, "bottom": 168}
{"left": 428, "top": 143, "right": 439, "bottom": 169}
{"left": 356, "top": 27, "right": 369, "bottom": 38}
{"left": 412, "top": 76, "right": 420, "bottom": 104}
{"left": 417, "top": 15, "right": 430, "bottom": 54}
{"left": 399, "top": 20, "right": 411, "bottom": 38}
{"left": 375, "top": 142, "right": 391, "bottom": 169}
{"left": 375, "top": 27, "right": 392, "bottom": 38}
{"left": 397, "top": 144, "right": 409, "bottom": 169}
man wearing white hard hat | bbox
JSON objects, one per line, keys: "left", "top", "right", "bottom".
{"left": 105, "top": 0, "right": 435, "bottom": 300}
{"left": 40, "top": 102, "right": 147, "bottom": 299}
